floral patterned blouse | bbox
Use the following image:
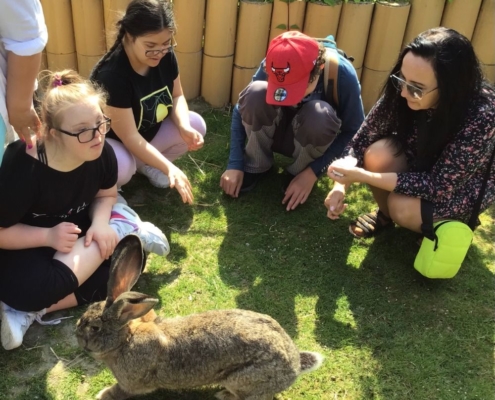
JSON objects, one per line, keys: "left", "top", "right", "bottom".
{"left": 347, "top": 89, "right": 495, "bottom": 222}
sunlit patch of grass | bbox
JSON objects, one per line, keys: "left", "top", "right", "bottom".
{"left": 1, "top": 106, "right": 493, "bottom": 400}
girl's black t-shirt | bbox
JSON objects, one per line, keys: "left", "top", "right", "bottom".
{"left": 0, "top": 141, "right": 118, "bottom": 233}
{"left": 94, "top": 46, "right": 179, "bottom": 143}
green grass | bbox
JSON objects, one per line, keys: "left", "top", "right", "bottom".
{"left": 0, "top": 105, "right": 494, "bottom": 399}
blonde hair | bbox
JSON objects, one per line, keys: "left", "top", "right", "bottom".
{"left": 38, "top": 70, "right": 108, "bottom": 139}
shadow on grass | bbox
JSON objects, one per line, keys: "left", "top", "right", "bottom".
{"left": 190, "top": 109, "right": 494, "bottom": 398}
{"left": 121, "top": 174, "right": 195, "bottom": 265}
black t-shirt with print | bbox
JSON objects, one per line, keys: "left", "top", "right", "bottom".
{"left": 0, "top": 141, "right": 118, "bottom": 233}
{"left": 94, "top": 45, "right": 179, "bottom": 143}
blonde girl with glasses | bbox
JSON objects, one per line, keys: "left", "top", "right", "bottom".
{"left": 91, "top": 0, "right": 206, "bottom": 204}
{"left": 0, "top": 70, "right": 169, "bottom": 350}
{"left": 324, "top": 28, "right": 495, "bottom": 240}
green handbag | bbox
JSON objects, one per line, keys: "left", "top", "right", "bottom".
{"left": 414, "top": 218, "right": 474, "bottom": 279}
{"left": 414, "top": 147, "right": 495, "bottom": 279}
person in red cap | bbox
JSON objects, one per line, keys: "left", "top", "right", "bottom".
{"left": 220, "top": 31, "right": 364, "bottom": 211}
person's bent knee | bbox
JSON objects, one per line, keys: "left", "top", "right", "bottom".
{"left": 238, "top": 81, "right": 277, "bottom": 126}
{"left": 363, "top": 138, "right": 406, "bottom": 173}
{"left": 295, "top": 100, "right": 341, "bottom": 147}
{"left": 189, "top": 111, "right": 207, "bottom": 137}
{"left": 106, "top": 138, "right": 136, "bottom": 186}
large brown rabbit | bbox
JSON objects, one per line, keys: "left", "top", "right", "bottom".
{"left": 76, "top": 235, "right": 323, "bottom": 400}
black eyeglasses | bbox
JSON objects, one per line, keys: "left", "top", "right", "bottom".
{"left": 390, "top": 73, "right": 438, "bottom": 100}
{"left": 54, "top": 117, "right": 111, "bottom": 143}
{"left": 144, "top": 37, "right": 177, "bottom": 58}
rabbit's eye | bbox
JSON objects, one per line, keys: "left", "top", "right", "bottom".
{"left": 91, "top": 326, "right": 101, "bottom": 332}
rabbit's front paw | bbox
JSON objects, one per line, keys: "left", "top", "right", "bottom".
{"left": 96, "top": 387, "right": 113, "bottom": 400}
{"left": 215, "top": 389, "right": 238, "bottom": 400}
{"left": 96, "top": 384, "right": 129, "bottom": 400}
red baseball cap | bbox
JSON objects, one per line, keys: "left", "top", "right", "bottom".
{"left": 265, "top": 31, "right": 319, "bottom": 106}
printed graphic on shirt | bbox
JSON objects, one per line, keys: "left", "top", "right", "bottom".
{"left": 31, "top": 202, "right": 89, "bottom": 220}
{"left": 138, "top": 86, "right": 173, "bottom": 131}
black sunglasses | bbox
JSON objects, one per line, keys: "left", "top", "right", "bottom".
{"left": 54, "top": 117, "right": 111, "bottom": 143}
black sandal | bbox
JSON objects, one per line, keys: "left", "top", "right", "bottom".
{"left": 349, "top": 210, "right": 394, "bottom": 238}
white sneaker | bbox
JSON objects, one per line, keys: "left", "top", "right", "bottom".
{"left": 110, "top": 203, "right": 170, "bottom": 256}
{"left": 0, "top": 302, "right": 62, "bottom": 350}
{"left": 137, "top": 165, "right": 170, "bottom": 188}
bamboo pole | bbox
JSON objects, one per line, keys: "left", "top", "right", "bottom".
{"left": 40, "top": 0, "right": 78, "bottom": 72}
{"left": 269, "top": 0, "right": 306, "bottom": 42}
{"left": 71, "top": 0, "right": 107, "bottom": 77}
{"left": 360, "top": 68, "right": 388, "bottom": 113}
{"left": 175, "top": 51, "right": 202, "bottom": 100}
{"left": 361, "top": 1, "right": 410, "bottom": 113}
{"left": 303, "top": 1, "right": 342, "bottom": 39}
{"left": 202, "top": 56, "right": 235, "bottom": 107}
{"left": 471, "top": 0, "right": 495, "bottom": 83}
{"left": 173, "top": 0, "right": 206, "bottom": 53}
{"left": 103, "top": 0, "right": 131, "bottom": 49}
{"left": 402, "top": 0, "right": 445, "bottom": 47}
{"left": 336, "top": 1, "right": 374, "bottom": 72}
{"left": 231, "top": 66, "right": 258, "bottom": 105}
{"left": 232, "top": 0, "right": 273, "bottom": 104}
{"left": 441, "top": 0, "right": 483, "bottom": 40}
{"left": 364, "top": 1, "right": 410, "bottom": 71}
{"left": 202, "top": 0, "right": 238, "bottom": 107}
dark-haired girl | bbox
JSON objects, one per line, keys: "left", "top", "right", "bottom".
{"left": 91, "top": 0, "right": 206, "bottom": 204}
{"left": 324, "top": 27, "right": 495, "bottom": 238}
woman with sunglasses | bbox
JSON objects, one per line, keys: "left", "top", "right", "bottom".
{"left": 0, "top": 70, "right": 169, "bottom": 350}
{"left": 324, "top": 27, "right": 495, "bottom": 239}
{"left": 91, "top": 0, "right": 206, "bottom": 204}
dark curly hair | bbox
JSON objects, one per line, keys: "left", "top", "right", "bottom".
{"left": 309, "top": 42, "right": 326, "bottom": 84}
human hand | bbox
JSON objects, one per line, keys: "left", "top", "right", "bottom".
{"left": 168, "top": 165, "right": 194, "bottom": 204}
{"left": 324, "top": 187, "right": 347, "bottom": 220}
{"left": 220, "top": 169, "right": 244, "bottom": 198}
{"left": 9, "top": 105, "right": 41, "bottom": 147}
{"left": 47, "top": 222, "right": 81, "bottom": 253}
{"left": 179, "top": 126, "right": 204, "bottom": 151}
{"left": 327, "top": 157, "right": 362, "bottom": 185}
{"left": 85, "top": 223, "right": 119, "bottom": 259}
{"left": 282, "top": 168, "right": 317, "bottom": 211}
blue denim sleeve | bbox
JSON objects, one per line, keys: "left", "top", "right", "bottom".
{"left": 226, "top": 104, "right": 246, "bottom": 171}
{"left": 308, "top": 57, "right": 365, "bottom": 177}
{"left": 226, "top": 60, "right": 268, "bottom": 171}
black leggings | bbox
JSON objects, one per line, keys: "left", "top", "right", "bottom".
{"left": 0, "top": 246, "right": 110, "bottom": 312}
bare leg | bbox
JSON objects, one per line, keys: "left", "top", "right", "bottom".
{"left": 388, "top": 192, "right": 422, "bottom": 233}
{"left": 45, "top": 294, "right": 77, "bottom": 313}
{"left": 363, "top": 138, "right": 408, "bottom": 217}
{"left": 351, "top": 139, "right": 408, "bottom": 237}
{"left": 41, "top": 238, "right": 105, "bottom": 314}
{"left": 54, "top": 238, "right": 104, "bottom": 285}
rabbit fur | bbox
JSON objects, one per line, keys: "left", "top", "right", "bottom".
{"left": 76, "top": 235, "right": 324, "bottom": 400}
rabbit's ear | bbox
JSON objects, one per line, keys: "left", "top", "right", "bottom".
{"left": 105, "top": 234, "right": 144, "bottom": 308}
{"left": 103, "top": 291, "right": 158, "bottom": 324}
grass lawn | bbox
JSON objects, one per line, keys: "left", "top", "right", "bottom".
{"left": 0, "top": 103, "right": 493, "bottom": 400}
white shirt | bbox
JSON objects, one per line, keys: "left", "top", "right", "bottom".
{"left": 0, "top": 0, "right": 47, "bottom": 143}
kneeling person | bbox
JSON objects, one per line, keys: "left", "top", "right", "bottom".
{"left": 220, "top": 31, "right": 364, "bottom": 210}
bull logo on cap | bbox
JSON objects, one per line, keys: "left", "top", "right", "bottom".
{"left": 271, "top": 62, "right": 290, "bottom": 82}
